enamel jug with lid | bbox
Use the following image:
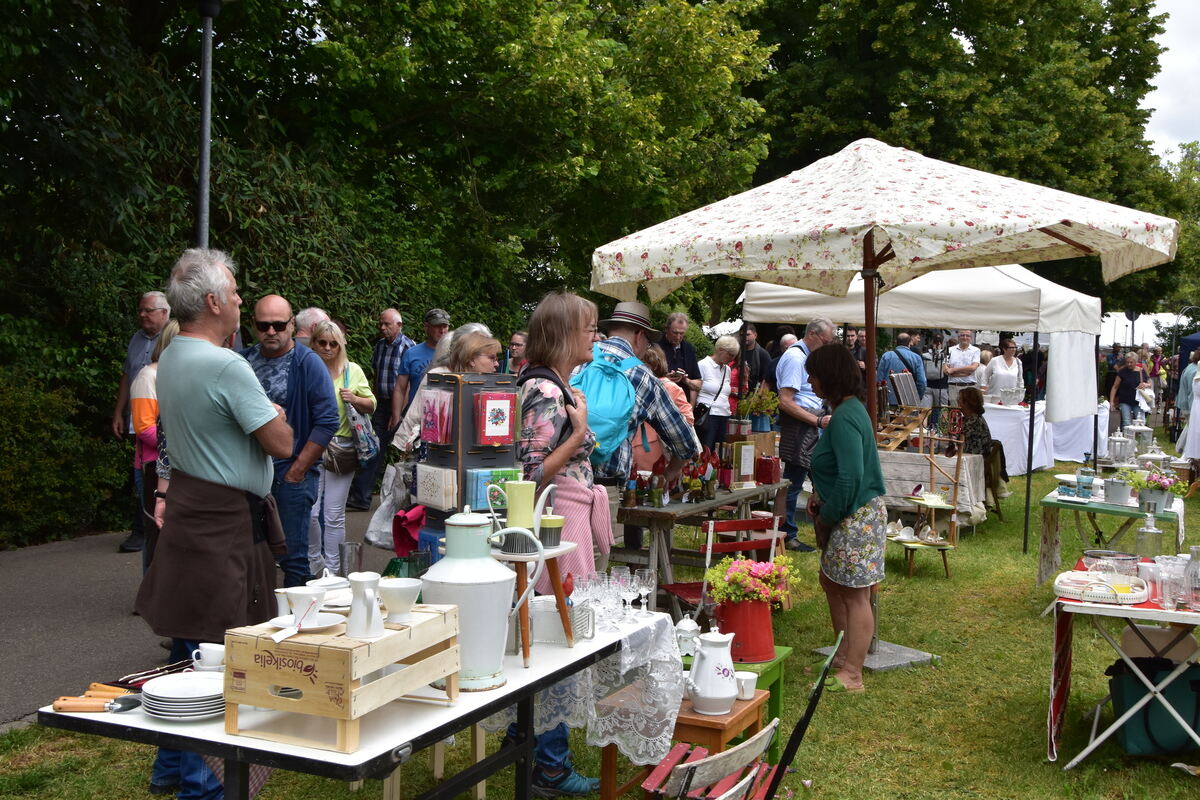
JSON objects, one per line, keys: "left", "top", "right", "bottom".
{"left": 419, "top": 507, "right": 544, "bottom": 690}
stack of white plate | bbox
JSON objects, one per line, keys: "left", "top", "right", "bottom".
{"left": 141, "top": 672, "right": 225, "bottom": 721}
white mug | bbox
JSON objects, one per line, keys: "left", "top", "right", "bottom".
{"left": 192, "top": 642, "right": 225, "bottom": 667}
{"left": 735, "top": 671, "right": 757, "bottom": 701}
{"left": 286, "top": 586, "right": 326, "bottom": 628}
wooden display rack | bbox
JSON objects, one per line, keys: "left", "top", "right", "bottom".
{"left": 422, "top": 371, "right": 520, "bottom": 535}
{"left": 876, "top": 406, "right": 929, "bottom": 451}
{"left": 223, "top": 605, "right": 460, "bottom": 753}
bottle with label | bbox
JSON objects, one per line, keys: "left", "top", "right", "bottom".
{"left": 1186, "top": 546, "right": 1200, "bottom": 612}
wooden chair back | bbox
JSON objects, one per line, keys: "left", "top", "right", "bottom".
{"left": 653, "top": 718, "right": 780, "bottom": 799}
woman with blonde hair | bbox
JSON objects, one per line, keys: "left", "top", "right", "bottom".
{"left": 510, "top": 290, "right": 605, "bottom": 796}
{"left": 130, "top": 319, "right": 180, "bottom": 569}
{"left": 695, "top": 335, "right": 740, "bottom": 450}
{"left": 309, "top": 319, "right": 376, "bottom": 575}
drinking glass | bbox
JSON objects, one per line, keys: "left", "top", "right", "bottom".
{"left": 635, "top": 568, "right": 657, "bottom": 617}
{"left": 592, "top": 575, "right": 620, "bottom": 632}
{"left": 614, "top": 570, "right": 638, "bottom": 622}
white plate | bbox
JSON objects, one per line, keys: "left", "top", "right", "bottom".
{"left": 142, "top": 695, "right": 223, "bottom": 707}
{"left": 141, "top": 671, "right": 225, "bottom": 700}
{"left": 1054, "top": 474, "right": 1079, "bottom": 483}
{"left": 267, "top": 612, "right": 345, "bottom": 632}
{"left": 143, "top": 707, "right": 225, "bottom": 721}
{"left": 1057, "top": 494, "right": 1090, "bottom": 504}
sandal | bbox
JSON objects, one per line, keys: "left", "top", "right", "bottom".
{"left": 816, "top": 675, "right": 865, "bottom": 694}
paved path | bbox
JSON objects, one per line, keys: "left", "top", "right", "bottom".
{"left": 0, "top": 502, "right": 388, "bottom": 731}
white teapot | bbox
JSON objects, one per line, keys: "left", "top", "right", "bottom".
{"left": 685, "top": 630, "right": 737, "bottom": 715}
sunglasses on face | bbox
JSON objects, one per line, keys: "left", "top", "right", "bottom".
{"left": 255, "top": 318, "right": 292, "bottom": 333}
{"left": 314, "top": 339, "right": 341, "bottom": 348}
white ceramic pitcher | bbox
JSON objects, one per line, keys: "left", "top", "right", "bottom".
{"left": 346, "top": 571, "right": 385, "bottom": 639}
{"left": 685, "top": 630, "right": 738, "bottom": 715}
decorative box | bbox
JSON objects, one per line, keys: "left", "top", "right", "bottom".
{"left": 416, "top": 463, "right": 458, "bottom": 511}
{"left": 755, "top": 456, "right": 781, "bottom": 485}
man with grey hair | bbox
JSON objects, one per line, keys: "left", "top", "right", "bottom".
{"left": 136, "top": 248, "right": 292, "bottom": 799}
{"left": 775, "top": 317, "right": 835, "bottom": 551}
{"left": 112, "top": 290, "right": 171, "bottom": 553}
{"left": 657, "top": 310, "right": 702, "bottom": 402}
{"left": 945, "top": 329, "right": 981, "bottom": 406}
{"left": 293, "top": 306, "right": 329, "bottom": 347}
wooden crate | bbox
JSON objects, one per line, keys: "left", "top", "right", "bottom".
{"left": 224, "top": 604, "right": 460, "bottom": 753}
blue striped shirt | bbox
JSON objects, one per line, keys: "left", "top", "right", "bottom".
{"left": 595, "top": 336, "right": 701, "bottom": 479}
{"left": 372, "top": 333, "right": 415, "bottom": 398}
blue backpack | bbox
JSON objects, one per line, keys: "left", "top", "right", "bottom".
{"left": 570, "top": 343, "right": 642, "bottom": 467}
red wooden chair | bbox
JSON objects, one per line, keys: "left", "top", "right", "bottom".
{"left": 659, "top": 517, "right": 783, "bottom": 615}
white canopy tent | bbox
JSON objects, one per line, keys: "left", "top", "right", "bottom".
{"left": 742, "top": 264, "right": 1101, "bottom": 422}
{"left": 742, "top": 264, "right": 1100, "bottom": 335}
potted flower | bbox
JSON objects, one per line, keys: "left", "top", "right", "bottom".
{"left": 1122, "top": 465, "right": 1187, "bottom": 511}
{"left": 704, "top": 555, "right": 793, "bottom": 662}
{"left": 739, "top": 385, "right": 780, "bottom": 420}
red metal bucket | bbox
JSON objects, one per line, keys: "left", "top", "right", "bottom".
{"left": 715, "top": 600, "right": 776, "bottom": 663}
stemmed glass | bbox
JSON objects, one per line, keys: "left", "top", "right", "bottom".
{"left": 613, "top": 570, "right": 638, "bottom": 622}
{"left": 592, "top": 575, "right": 620, "bottom": 632}
{"left": 635, "top": 568, "right": 657, "bottom": 617}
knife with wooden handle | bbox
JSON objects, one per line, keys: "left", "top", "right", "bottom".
{"left": 52, "top": 695, "right": 142, "bottom": 713}
{"left": 87, "top": 683, "right": 132, "bottom": 696}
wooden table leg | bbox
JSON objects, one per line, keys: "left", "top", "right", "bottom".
{"left": 545, "top": 557, "right": 575, "bottom": 647}
{"left": 941, "top": 549, "right": 950, "bottom": 579}
{"left": 906, "top": 548, "right": 915, "bottom": 578}
{"left": 600, "top": 743, "right": 618, "bottom": 800}
{"left": 515, "top": 563, "right": 531, "bottom": 668}
{"left": 654, "top": 522, "right": 683, "bottom": 620}
{"left": 1037, "top": 506, "right": 1061, "bottom": 586}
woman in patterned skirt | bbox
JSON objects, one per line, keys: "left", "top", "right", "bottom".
{"left": 804, "top": 343, "right": 887, "bottom": 693}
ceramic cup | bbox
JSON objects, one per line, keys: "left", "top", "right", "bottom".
{"left": 378, "top": 577, "right": 422, "bottom": 623}
{"left": 191, "top": 642, "right": 225, "bottom": 666}
{"left": 274, "top": 588, "right": 291, "bottom": 617}
{"left": 735, "top": 671, "right": 757, "bottom": 701}
{"left": 286, "top": 586, "right": 326, "bottom": 628}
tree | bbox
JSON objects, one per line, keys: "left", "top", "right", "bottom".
{"left": 735, "top": 0, "right": 1190, "bottom": 313}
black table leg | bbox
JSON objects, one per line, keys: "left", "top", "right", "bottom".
{"left": 224, "top": 758, "right": 250, "bottom": 800}
{"left": 515, "top": 694, "right": 534, "bottom": 800}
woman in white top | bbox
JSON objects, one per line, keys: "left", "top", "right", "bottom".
{"left": 985, "top": 338, "right": 1024, "bottom": 396}
{"left": 974, "top": 348, "right": 992, "bottom": 391}
{"left": 695, "top": 335, "right": 740, "bottom": 450}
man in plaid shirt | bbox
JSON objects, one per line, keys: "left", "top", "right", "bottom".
{"left": 348, "top": 307, "right": 414, "bottom": 510}
{"left": 594, "top": 302, "right": 701, "bottom": 485}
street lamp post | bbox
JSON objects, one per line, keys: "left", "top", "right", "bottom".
{"left": 195, "top": 0, "right": 224, "bottom": 249}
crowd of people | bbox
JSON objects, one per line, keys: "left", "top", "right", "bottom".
{"left": 117, "top": 253, "right": 1195, "bottom": 793}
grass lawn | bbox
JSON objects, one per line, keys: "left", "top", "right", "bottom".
{"left": 3, "top": 458, "right": 1199, "bottom": 799}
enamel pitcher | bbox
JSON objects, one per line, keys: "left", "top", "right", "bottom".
{"left": 420, "top": 507, "right": 545, "bottom": 690}
{"left": 685, "top": 630, "right": 738, "bottom": 715}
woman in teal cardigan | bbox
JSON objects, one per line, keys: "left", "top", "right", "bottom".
{"left": 805, "top": 343, "right": 887, "bottom": 693}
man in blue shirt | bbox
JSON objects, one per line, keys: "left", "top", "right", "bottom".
{"left": 348, "top": 308, "right": 415, "bottom": 510}
{"left": 877, "top": 331, "right": 927, "bottom": 404}
{"left": 242, "top": 294, "right": 339, "bottom": 587}
{"left": 776, "top": 317, "right": 835, "bottom": 550}
{"left": 389, "top": 308, "right": 451, "bottom": 428}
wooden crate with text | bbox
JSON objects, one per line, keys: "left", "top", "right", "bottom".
{"left": 223, "top": 604, "right": 459, "bottom": 753}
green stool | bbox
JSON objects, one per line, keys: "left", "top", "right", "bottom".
{"left": 682, "top": 645, "right": 793, "bottom": 763}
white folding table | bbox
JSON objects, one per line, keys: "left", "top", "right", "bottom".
{"left": 1048, "top": 598, "right": 1200, "bottom": 769}
{"left": 39, "top": 613, "right": 670, "bottom": 800}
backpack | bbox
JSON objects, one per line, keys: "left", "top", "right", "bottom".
{"left": 570, "top": 343, "right": 641, "bottom": 467}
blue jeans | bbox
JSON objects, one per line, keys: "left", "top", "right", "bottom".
{"left": 1119, "top": 402, "right": 1136, "bottom": 430}
{"left": 131, "top": 466, "right": 145, "bottom": 540}
{"left": 781, "top": 461, "right": 810, "bottom": 539}
{"left": 151, "top": 639, "right": 223, "bottom": 800}
{"left": 274, "top": 467, "right": 320, "bottom": 588}
{"left": 506, "top": 722, "right": 571, "bottom": 771}
{"left": 697, "top": 415, "right": 730, "bottom": 451}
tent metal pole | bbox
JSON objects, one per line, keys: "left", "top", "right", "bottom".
{"left": 1093, "top": 335, "right": 1100, "bottom": 469}
{"left": 1022, "top": 332, "right": 1040, "bottom": 554}
{"left": 863, "top": 230, "right": 879, "bottom": 426}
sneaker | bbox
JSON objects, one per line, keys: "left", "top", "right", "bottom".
{"left": 785, "top": 538, "right": 814, "bottom": 552}
{"left": 532, "top": 767, "right": 599, "bottom": 797}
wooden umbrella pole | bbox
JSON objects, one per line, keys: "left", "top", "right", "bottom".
{"left": 862, "top": 228, "right": 893, "bottom": 427}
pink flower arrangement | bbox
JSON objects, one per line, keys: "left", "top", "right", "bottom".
{"left": 704, "top": 555, "right": 793, "bottom": 606}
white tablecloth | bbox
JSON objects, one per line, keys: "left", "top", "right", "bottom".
{"left": 983, "top": 401, "right": 1054, "bottom": 476}
{"left": 877, "top": 450, "right": 986, "bottom": 523}
{"left": 1047, "top": 403, "right": 1109, "bottom": 462}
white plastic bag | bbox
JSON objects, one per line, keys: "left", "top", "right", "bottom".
{"left": 364, "top": 458, "right": 414, "bottom": 549}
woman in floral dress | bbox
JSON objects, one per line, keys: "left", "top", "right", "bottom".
{"left": 805, "top": 343, "right": 886, "bottom": 693}
{"left": 511, "top": 290, "right": 607, "bottom": 797}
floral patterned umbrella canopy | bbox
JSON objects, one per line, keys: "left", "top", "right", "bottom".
{"left": 591, "top": 138, "right": 1179, "bottom": 303}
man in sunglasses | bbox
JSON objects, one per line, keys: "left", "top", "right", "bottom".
{"left": 242, "top": 295, "right": 339, "bottom": 587}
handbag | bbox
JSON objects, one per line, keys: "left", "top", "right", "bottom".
{"left": 342, "top": 367, "right": 380, "bottom": 467}
{"left": 323, "top": 436, "right": 359, "bottom": 474}
{"left": 693, "top": 365, "right": 726, "bottom": 429}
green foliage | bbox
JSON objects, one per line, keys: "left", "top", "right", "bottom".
{"left": 0, "top": 369, "right": 126, "bottom": 548}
